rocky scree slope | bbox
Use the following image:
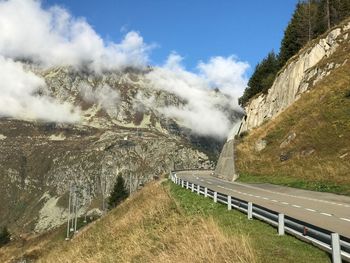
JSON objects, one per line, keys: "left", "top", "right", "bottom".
{"left": 0, "top": 67, "right": 236, "bottom": 234}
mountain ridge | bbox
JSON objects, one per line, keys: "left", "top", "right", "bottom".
{"left": 0, "top": 64, "right": 241, "bottom": 234}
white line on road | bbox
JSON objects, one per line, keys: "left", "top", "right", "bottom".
{"left": 177, "top": 174, "right": 350, "bottom": 229}
{"left": 305, "top": 208, "right": 316, "bottom": 212}
{"left": 320, "top": 213, "right": 332, "bottom": 217}
{"left": 222, "top": 180, "right": 350, "bottom": 208}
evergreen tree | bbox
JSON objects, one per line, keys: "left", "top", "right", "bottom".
{"left": 0, "top": 226, "right": 10, "bottom": 247}
{"left": 240, "top": 0, "right": 350, "bottom": 106}
{"left": 315, "top": 0, "right": 333, "bottom": 33}
{"left": 239, "top": 51, "right": 279, "bottom": 106}
{"left": 108, "top": 175, "right": 129, "bottom": 209}
{"left": 279, "top": 1, "right": 318, "bottom": 67}
{"left": 315, "top": 0, "right": 350, "bottom": 34}
{"left": 338, "top": 0, "right": 350, "bottom": 20}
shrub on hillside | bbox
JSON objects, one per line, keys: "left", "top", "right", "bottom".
{"left": 239, "top": 131, "right": 249, "bottom": 139}
{"left": 108, "top": 175, "right": 129, "bottom": 209}
{"left": 345, "top": 89, "right": 350, "bottom": 98}
{"left": 0, "top": 226, "right": 11, "bottom": 247}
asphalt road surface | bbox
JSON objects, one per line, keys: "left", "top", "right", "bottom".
{"left": 175, "top": 170, "right": 350, "bottom": 238}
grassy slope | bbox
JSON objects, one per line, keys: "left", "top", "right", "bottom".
{"left": 0, "top": 181, "right": 255, "bottom": 263}
{"left": 0, "top": 181, "right": 329, "bottom": 262}
{"left": 169, "top": 182, "right": 329, "bottom": 263}
{"left": 236, "top": 42, "right": 350, "bottom": 195}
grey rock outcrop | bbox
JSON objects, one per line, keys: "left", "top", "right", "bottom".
{"left": 255, "top": 139, "right": 267, "bottom": 152}
{"left": 215, "top": 21, "right": 350, "bottom": 183}
{"left": 240, "top": 22, "right": 350, "bottom": 133}
{"left": 215, "top": 139, "right": 237, "bottom": 181}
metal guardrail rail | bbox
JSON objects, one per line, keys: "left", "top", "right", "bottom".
{"left": 170, "top": 172, "right": 350, "bottom": 263}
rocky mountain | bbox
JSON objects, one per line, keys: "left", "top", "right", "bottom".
{"left": 240, "top": 20, "right": 350, "bottom": 133}
{"left": 221, "top": 19, "right": 350, "bottom": 192}
{"left": 214, "top": 19, "right": 350, "bottom": 183}
{"left": 0, "top": 66, "right": 236, "bottom": 234}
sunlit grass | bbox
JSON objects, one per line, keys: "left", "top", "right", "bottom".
{"left": 169, "top": 182, "right": 330, "bottom": 263}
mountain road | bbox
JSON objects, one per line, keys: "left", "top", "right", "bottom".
{"left": 175, "top": 170, "right": 350, "bottom": 238}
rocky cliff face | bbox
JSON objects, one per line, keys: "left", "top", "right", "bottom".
{"left": 0, "top": 67, "right": 232, "bottom": 234}
{"left": 240, "top": 21, "right": 350, "bottom": 133}
{"left": 214, "top": 20, "right": 350, "bottom": 182}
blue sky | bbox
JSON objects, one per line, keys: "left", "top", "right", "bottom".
{"left": 44, "top": 0, "right": 298, "bottom": 76}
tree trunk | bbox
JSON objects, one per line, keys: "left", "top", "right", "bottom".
{"left": 326, "top": 0, "right": 331, "bottom": 29}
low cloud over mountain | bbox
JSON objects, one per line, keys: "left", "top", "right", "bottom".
{"left": 0, "top": 0, "right": 249, "bottom": 138}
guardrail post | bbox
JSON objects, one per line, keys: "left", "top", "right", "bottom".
{"left": 181, "top": 180, "right": 184, "bottom": 188}
{"left": 214, "top": 192, "right": 217, "bottom": 203}
{"left": 227, "top": 196, "right": 232, "bottom": 210}
{"left": 278, "top": 214, "right": 285, "bottom": 236}
{"left": 204, "top": 187, "right": 208, "bottom": 197}
{"left": 175, "top": 177, "right": 178, "bottom": 184}
{"left": 331, "top": 233, "right": 341, "bottom": 263}
{"left": 191, "top": 183, "right": 194, "bottom": 192}
{"left": 197, "top": 185, "right": 200, "bottom": 195}
{"left": 186, "top": 181, "right": 189, "bottom": 189}
{"left": 248, "top": 202, "right": 253, "bottom": 219}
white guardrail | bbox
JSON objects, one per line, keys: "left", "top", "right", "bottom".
{"left": 170, "top": 172, "right": 350, "bottom": 263}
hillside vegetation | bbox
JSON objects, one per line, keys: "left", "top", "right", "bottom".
{"left": 240, "top": 0, "right": 350, "bottom": 106}
{"left": 0, "top": 180, "right": 330, "bottom": 262}
{"left": 236, "top": 43, "right": 350, "bottom": 195}
{"left": 0, "top": 181, "right": 255, "bottom": 263}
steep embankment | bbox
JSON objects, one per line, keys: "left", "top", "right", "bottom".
{"left": 0, "top": 181, "right": 330, "bottom": 263}
{"left": 240, "top": 20, "right": 350, "bottom": 133}
{"left": 235, "top": 20, "right": 350, "bottom": 194}
{"left": 0, "top": 181, "right": 256, "bottom": 263}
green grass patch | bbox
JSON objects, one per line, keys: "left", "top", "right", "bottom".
{"left": 167, "top": 181, "right": 330, "bottom": 263}
{"left": 238, "top": 173, "right": 350, "bottom": 196}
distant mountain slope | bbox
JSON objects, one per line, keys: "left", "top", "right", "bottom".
{"left": 0, "top": 66, "right": 240, "bottom": 235}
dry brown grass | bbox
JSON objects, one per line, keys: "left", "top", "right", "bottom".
{"left": 3, "top": 181, "right": 255, "bottom": 263}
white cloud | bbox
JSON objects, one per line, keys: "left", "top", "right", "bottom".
{"left": 0, "top": 0, "right": 249, "bottom": 135}
{"left": 198, "top": 56, "right": 249, "bottom": 98}
{"left": 146, "top": 53, "right": 248, "bottom": 139}
{"left": 78, "top": 83, "right": 120, "bottom": 117}
{"left": 0, "top": 0, "right": 151, "bottom": 122}
{"left": 0, "top": 56, "right": 80, "bottom": 122}
{"left": 0, "top": 0, "right": 152, "bottom": 72}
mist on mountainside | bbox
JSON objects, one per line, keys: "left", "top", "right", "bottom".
{"left": 0, "top": 0, "right": 249, "bottom": 139}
